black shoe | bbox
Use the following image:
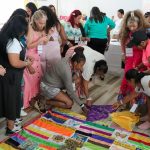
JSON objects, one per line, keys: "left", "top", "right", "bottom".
{"left": 5, "top": 127, "right": 15, "bottom": 136}
{"left": 5, "top": 125, "right": 22, "bottom": 136}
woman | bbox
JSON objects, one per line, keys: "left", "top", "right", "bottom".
{"left": 39, "top": 6, "right": 67, "bottom": 73}
{"left": 145, "top": 12, "right": 150, "bottom": 24}
{"left": 117, "top": 10, "right": 150, "bottom": 102}
{"left": 23, "top": 10, "right": 48, "bottom": 108}
{"left": 26, "top": 2, "right": 37, "bottom": 20}
{"left": 8, "top": 8, "right": 30, "bottom": 117}
{"left": 66, "top": 45, "right": 108, "bottom": 106}
{"left": 39, "top": 49, "right": 88, "bottom": 113}
{"left": 84, "top": 7, "right": 115, "bottom": 54}
{"left": 49, "top": 4, "right": 56, "bottom": 14}
{"left": 62, "top": 10, "right": 88, "bottom": 56}
{"left": 0, "top": 16, "right": 32, "bottom": 135}
{"left": 113, "top": 69, "right": 150, "bottom": 130}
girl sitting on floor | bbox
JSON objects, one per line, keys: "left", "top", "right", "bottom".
{"left": 113, "top": 69, "right": 150, "bottom": 130}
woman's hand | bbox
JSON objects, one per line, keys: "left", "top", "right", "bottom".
{"left": 112, "top": 101, "right": 121, "bottom": 110}
{"left": 25, "top": 59, "right": 33, "bottom": 67}
{"left": 81, "top": 37, "right": 90, "bottom": 42}
{"left": 27, "top": 65, "right": 35, "bottom": 74}
{"left": 85, "top": 97, "right": 93, "bottom": 107}
{"left": 27, "top": 56, "right": 34, "bottom": 62}
{"left": 39, "top": 36, "right": 49, "bottom": 45}
{"left": 0, "top": 65, "right": 6, "bottom": 76}
{"left": 82, "top": 105, "right": 89, "bottom": 116}
{"left": 68, "top": 42, "right": 73, "bottom": 48}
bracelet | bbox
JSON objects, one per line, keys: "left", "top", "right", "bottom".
{"left": 80, "top": 103, "right": 85, "bottom": 108}
{"left": 87, "top": 97, "right": 93, "bottom": 101}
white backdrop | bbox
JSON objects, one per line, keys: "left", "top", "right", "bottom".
{"left": 0, "top": 0, "right": 149, "bottom": 27}
{"left": 58, "top": 0, "right": 143, "bottom": 18}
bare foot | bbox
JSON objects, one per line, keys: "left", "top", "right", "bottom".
{"left": 138, "top": 121, "right": 150, "bottom": 130}
{"left": 140, "top": 115, "right": 149, "bottom": 122}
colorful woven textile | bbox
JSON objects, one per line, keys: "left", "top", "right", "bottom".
{"left": 2, "top": 108, "right": 150, "bottom": 150}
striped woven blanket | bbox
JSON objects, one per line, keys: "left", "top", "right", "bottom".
{"left": 1, "top": 108, "right": 150, "bottom": 150}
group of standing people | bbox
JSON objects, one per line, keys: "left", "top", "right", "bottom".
{"left": 1, "top": 1, "right": 150, "bottom": 136}
{"left": 0, "top": 3, "right": 111, "bottom": 135}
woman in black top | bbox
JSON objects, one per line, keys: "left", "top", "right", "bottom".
{"left": 0, "top": 16, "right": 33, "bottom": 135}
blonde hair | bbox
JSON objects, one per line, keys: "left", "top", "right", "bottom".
{"left": 119, "top": 10, "right": 150, "bottom": 45}
{"left": 31, "top": 10, "right": 47, "bottom": 31}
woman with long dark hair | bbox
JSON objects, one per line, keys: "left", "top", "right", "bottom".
{"left": 39, "top": 6, "right": 67, "bottom": 73}
{"left": 0, "top": 16, "right": 32, "bottom": 135}
{"left": 26, "top": 2, "right": 37, "bottom": 20}
{"left": 8, "top": 8, "right": 30, "bottom": 118}
{"left": 84, "top": 7, "right": 115, "bottom": 54}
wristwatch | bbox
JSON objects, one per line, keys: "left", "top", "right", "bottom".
{"left": 80, "top": 103, "right": 85, "bottom": 108}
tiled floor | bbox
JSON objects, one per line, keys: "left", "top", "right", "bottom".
{"left": 0, "top": 72, "right": 150, "bottom": 141}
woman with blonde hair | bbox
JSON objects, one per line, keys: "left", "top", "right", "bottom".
{"left": 117, "top": 10, "right": 150, "bottom": 103}
{"left": 23, "top": 10, "right": 48, "bottom": 108}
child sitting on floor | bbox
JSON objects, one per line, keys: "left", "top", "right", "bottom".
{"left": 113, "top": 69, "right": 150, "bottom": 130}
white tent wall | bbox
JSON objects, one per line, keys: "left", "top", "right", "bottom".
{"left": 58, "top": 0, "right": 143, "bottom": 18}
{"left": 0, "top": 0, "right": 149, "bottom": 27}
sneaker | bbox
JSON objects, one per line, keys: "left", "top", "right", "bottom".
{"left": 20, "top": 109, "right": 27, "bottom": 117}
{"left": 5, "top": 125, "right": 22, "bottom": 136}
{"left": 15, "top": 118, "right": 23, "bottom": 125}
{"left": 34, "top": 101, "right": 46, "bottom": 113}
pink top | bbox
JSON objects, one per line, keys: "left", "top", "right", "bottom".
{"left": 142, "top": 39, "right": 150, "bottom": 69}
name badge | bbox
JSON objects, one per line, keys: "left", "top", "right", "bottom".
{"left": 37, "top": 45, "right": 43, "bottom": 54}
{"left": 126, "top": 48, "right": 133, "bottom": 57}
{"left": 130, "top": 103, "right": 138, "bottom": 113}
{"left": 75, "top": 37, "right": 79, "bottom": 44}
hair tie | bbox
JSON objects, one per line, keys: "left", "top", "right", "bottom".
{"left": 131, "top": 11, "right": 134, "bottom": 18}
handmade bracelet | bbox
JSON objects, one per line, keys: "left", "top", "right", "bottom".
{"left": 87, "top": 97, "right": 93, "bottom": 101}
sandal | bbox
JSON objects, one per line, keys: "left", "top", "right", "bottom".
{"left": 33, "top": 101, "right": 46, "bottom": 113}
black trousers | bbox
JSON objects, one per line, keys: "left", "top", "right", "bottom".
{"left": 87, "top": 38, "right": 108, "bottom": 55}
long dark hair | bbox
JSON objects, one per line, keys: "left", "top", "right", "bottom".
{"left": 71, "top": 46, "right": 86, "bottom": 63}
{"left": 39, "top": 6, "right": 60, "bottom": 34}
{"left": 49, "top": 4, "right": 56, "bottom": 13}
{"left": 94, "top": 60, "right": 108, "bottom": 74}
{"left": 8, "top": 8, "right": 29, "bottom": 20}
{"left": 125, "top": 69, "right": 147, "bottom": 84}
{"left": 90, "top": 7, "right": 106, "bottom": 23}
{"left": 26, "top": 2, "right": 37, "bottom": 17}
{"left": 0, "top": 15, "right": 28, "bottom": 53}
